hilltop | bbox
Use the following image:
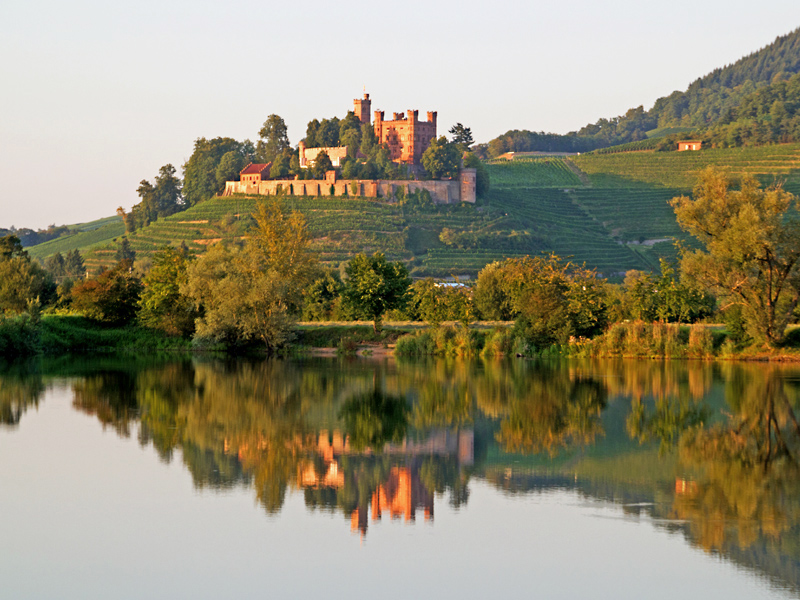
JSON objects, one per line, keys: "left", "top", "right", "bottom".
{"left": 25, "top": 143, "right": 800, "bottom": 278}
{"left": 484, "top": 27, "right": 800, "bottom": 156}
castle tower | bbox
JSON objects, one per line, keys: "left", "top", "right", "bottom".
{"left": 354, "top": 93, "right": 371, "bottom": 125}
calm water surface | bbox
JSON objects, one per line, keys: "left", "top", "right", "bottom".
{"left": 1, "top": 356, "right": 799, "bottom": 599}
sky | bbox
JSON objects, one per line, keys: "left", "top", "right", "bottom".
{"left": 2, "top": 0, "right": 800, "bottom": 229}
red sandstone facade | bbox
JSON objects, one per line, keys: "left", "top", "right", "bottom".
{"left": 374, "top": 109, "right": 437, "bottom": 165}
{"left": 352, "top": 92, "right": 437, "bottom": 165}
{"left": 353, "top": 93, "right": 372, "bottom": 125}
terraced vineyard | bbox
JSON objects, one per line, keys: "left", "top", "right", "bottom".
{"left": 30, "top": 144, "right": 800, "bottom": 278}
{"left": 27, "top": 217, "right": 125, "bottom": 260}
{"left": 574, "top": 143, "right": 800, "bottom": 189}
{"left": 486, "top": 157, "right": 585, "bottom": 188}
{"left": 74, "top": 195, "right": 495, "bottom": 274}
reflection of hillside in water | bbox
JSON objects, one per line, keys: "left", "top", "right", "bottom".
{"left": 2, "top": 357, "right": 800, "bottom": 584}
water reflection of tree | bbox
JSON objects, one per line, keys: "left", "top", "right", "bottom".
{"left": 339, "top": 388, "right": 408, "bottom": 451}
{"left": 72, "top": 370, "right": 139, "bottom": 437}
{"left": 0, "top": 361, "right": 44, "bottom": 427}
{"left": 474, "top": 360, "right": 608, "bottom": 456}
{"left": 673, "top": 365, "right": 800, "bottom": 554}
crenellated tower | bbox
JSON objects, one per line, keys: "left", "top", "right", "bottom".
{"left": 354, "top": 93, "right": 372, "bottom": 125}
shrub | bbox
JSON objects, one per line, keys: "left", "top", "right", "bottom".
{"left": 687, "top": 324, "right": 713, "bottom": 357}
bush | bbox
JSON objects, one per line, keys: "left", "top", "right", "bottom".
{"left": 687, "top": 324, "right": 713, "bottom": 357}
{"left": 481, "top": 327, "right": 515, "bottom": 357}
{"left": 0, "top": 315, "right": 40, "bottom": 358}
{"left": 394, "top": 326, "right": 484, "bottom": 357}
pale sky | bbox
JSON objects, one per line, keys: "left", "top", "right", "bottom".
{"left": 2, "top": 0, "right": 800, "bottom": 229}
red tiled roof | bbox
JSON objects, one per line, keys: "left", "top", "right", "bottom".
{"left": 240, "top": 162, "right": 271, "bottom": 175}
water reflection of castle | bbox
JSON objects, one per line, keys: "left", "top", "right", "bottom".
{"left": 300, "top": 429, "right": 474, "bottom": 537}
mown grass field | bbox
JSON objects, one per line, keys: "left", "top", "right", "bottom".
{"left": 28, "top": 144, "right": 800, "bottom": 278}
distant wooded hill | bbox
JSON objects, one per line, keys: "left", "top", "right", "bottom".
{"left": 483, "top": 27, "right": 800, "bottom": 156}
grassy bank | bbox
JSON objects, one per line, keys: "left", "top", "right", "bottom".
{"left": 0, "top": 314, "right": 193, "bottom": 358}
{"left": 6, "top": 317, "right": 800, "bottom": 361}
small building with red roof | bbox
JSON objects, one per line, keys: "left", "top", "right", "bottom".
{"left": 240, "top": 162, "right": 272, "bottom": 184}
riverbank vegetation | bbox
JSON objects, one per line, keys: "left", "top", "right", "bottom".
{"left": 6, "top": 168, "right": 800, "bottom": 360}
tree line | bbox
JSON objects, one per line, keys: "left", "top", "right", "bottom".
{"left": 5, "top": 166, "right": 798, "bottom": 356}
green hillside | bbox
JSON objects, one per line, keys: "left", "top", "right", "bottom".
{"left": 574, "top": 143, "right": 800, "bottom": 189}
{"left": 28, "top": 144, "right": 800, "bottom": 278}
{"left": 27, "top": 215, "right": 125, "bottom": 260}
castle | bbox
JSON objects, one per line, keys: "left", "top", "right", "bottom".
{"left": 355, "top": 93, "right": 438, "bottom": 165}
{"left": 223, "top": 92, "right": 476, "bottom": 204}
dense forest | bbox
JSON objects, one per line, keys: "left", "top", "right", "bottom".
{"left": 481, "top": 27, "right": 800, "bottom": 157}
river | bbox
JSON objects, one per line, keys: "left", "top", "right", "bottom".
{"left": 1, "top": 356, "right": 798, "bottom": 599}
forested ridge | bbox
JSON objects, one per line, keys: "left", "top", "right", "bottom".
{"left": 483, "top": 27, "right": 800, "bottom": 156}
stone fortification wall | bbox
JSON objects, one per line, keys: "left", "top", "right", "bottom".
{"left": 223, "top": 169, "right": 476, "bottom": 204}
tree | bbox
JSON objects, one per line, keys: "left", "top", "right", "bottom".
{"left": 269, "top": 150, "right": 291, "bottom": 179}
{"left": 304, "top": 119, "right": 320, "bottom": 146}
{"left": 153, "top": 164, "right": 182, "bottom": 217}
{"left": 421, "top": 136, "right": 460, "bottom": 179}
{"left": 43, "top": 252, "right": 66, "bottom": 278}
{"left": 341, "top": 127, "right": 361, "bottom": 159}
{"left": 313, "top": 117, "right": 340, "bottom": 148}
{"left": 71, "top": 260, "right": 143, "bottom": 325}
{"left": 138, "top": 245, "right": 197, "bottom": 337}
{"left": 183, "top": 137, "right": 246, "bottom": 207}
{"left": 474, "top": 255, "right": 607, "bottom": 346}
{"left": 215, "top": 151, "right": 245, "bottom": 189}
{"left": 359, "top": 123, "right": 378, "bottom": 157}
{"left": 115, "top": 237, "right": 136, "bottom": 264}
{"left": 411, "top": 279, "right": 474, "bottom": 327}
{"left": 0, "top": 235, "right": 54, "bottom": 314}
{"left": 65, "top": 249, "right": 86, "bottom": 278}
{"left": 311, "top": 151, "right": 333, "bottom": 179}
{"left": 671, "top": 168, "right": 800, "bottom": 346}
{"left": 0, "top": 235, "right": 26, "bottom": 260}
{"left": 343, "top": 252, "right": 411, "bottom": 332}
{"left": 183, "top": 199, "right": 316, "bottom": 352}
{"left": 621, "top": 260, "right": 713, "bottom": 323}
{"left": 339, "top": 112, "right": 362, "bottom": 156}
{"left": 301, "top": 268, "right": 344, "bottom": 321}
{"left": 449, "top": 123, "right": 474, "bottom": 150}
{"left": 257, "top": 115, "right": 290, "bottom": 163}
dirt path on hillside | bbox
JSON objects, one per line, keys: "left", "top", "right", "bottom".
{"left": 564, "top": 159, "right": 591, "bottom": 186}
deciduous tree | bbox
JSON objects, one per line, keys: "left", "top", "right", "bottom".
{"left": 257, "top": 115, "right": 290, "bottom": 163}
{"left": 71, "top": 260, "right": 143, "bottom": 325}
{"left": 183, "top": 199, "right": 316, "bottom": 352}
{"left": 0, "top": 235, "right": 54, "bottom": 314}
{"left": 422, "top": 136, "right": 460, "bottom": 179}
{"left": 671, "top": 168, "right": 800, "bottom": 346}
{"left": 343, "top": 253, "right": 411, "bottom": 332}
{"left": 138, "top": 245, "right": 197, "bottom": 337}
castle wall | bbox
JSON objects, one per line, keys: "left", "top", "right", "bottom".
{"left": 223, "top": 171, "right": 476, "bottom": 204}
